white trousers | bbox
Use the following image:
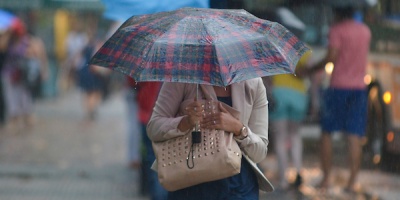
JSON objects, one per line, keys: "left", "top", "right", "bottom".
{"left": 271, "top": 120, "right": 303, "bottom": 186}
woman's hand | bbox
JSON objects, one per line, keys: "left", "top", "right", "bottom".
{"left": 201, "top": 102, "right": 242, "bottom": 135}
{"left": 178, "top": 99, "right": 204, "bottom": 131}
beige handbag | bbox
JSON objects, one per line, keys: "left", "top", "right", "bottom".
{"left": 152, "top": 87, "right": 242, "bottom": 191}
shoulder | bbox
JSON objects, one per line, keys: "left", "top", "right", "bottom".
{"left": 359, "top": 23, "right": 371, "bottom": 35}
{"left": 243, "top": 78, "right": 265, "bottom": 93}
{"left": 244, "top": 77, "right": 263, "bottom": 87}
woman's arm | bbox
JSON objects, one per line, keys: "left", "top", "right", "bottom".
{"left": 238, "top": 79, "right": 269, "bottom": 163}
{"left": 200, "top": 79, "right": 270, "bottom": 163}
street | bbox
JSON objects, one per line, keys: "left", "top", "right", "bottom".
{"left": 0, "top": 89, "right": 399, "bottom": 200}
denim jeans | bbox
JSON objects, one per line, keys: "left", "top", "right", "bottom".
{"left": 125, "top": 91, "right": 141, "bottom": 163}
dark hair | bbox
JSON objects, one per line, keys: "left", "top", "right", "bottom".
{"left": 333, "top": 6, "right": 355, "bottom": 19}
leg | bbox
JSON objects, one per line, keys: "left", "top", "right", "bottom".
{"left": 272, "top": 120, "right": 289, "bottom": 189}
{"left": 126, "top": 91, "right": 141, "bottom": 169}
{"left": 319, "top": 131, "right": 332, "bottom": 189}
{"left": 289, "top": 121, "right": 302, "bottom": 172}
{"left": 343, "top": 89, "right": 367, "bottom": 191}
{"left": 288, "top": 121, "right": 303, "bottom": 187}
{"left": 85, "top": 90, "right": 102, "bottom": 121}
{"left": 346, "top": 134, "right": 362, "bottom": 190}
{"left": 21, "top": 87, "right": 35, "bottom": 127}
{"left": 0, "top": 80, "right": 6, "bottom": 126}
{"left": 3, "top": 79, "right": 23, "bottom": 132}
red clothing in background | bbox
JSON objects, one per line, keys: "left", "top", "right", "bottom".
{"left": 127, "top": 77, "right": 161, "bottom": 124}
{"left": 328, "top": 19, "right": 371, "bottom": 89}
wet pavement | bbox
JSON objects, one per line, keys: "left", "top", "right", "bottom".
{"left": 0, "top": 89, "right": 399, "bottom": 200}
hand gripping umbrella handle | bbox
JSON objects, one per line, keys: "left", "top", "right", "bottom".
{"left": 192, "top": 84, "right": 201, "bottom": 144}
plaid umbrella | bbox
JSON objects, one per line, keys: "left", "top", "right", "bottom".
{"left": 90, "top": 7, "right": 309, "bottom": 87}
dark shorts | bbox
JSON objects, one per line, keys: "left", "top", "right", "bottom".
{"left": 321, "top": 88, "right": 367, "bottom": 136}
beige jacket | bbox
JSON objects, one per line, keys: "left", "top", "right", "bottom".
{"left": 147, "top": 78, "right": 274, "bottom": 192}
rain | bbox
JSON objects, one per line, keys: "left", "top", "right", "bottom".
{"left": 0, "top": 0, "right": 400, "bottom": 200}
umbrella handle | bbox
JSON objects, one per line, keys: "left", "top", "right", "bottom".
{"left": 195, "top": 84, "right": 199, "bottom": 132}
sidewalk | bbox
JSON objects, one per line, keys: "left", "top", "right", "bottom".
{"left": 261, "top": 125, "right": 400, "bottom": 200}
{"left": 0, "top": 89, "right": 399, "bottom": 200}
{"left": 0, "top": 89, "right": 146, "bottom": 200}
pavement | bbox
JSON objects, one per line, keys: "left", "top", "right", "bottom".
{"left": 0, "top": 89, "right": 399, "bottom": 200}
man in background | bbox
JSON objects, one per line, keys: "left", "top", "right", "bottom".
{"left": 300, "top": 5, "right": 371, "bottom": 192}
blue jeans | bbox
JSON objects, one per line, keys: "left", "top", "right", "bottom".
{"left": 126, "top": 91, "right": 141, "bottom": 163}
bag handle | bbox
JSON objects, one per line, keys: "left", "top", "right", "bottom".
{"left": 187, "top": 84, "right": 214, "bottom": 169}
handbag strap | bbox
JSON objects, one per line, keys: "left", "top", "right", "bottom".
{"left": 187, "top": 84, "right": 212, "bottom": 169}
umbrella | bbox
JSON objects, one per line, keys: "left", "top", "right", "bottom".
{"left": 101, "top": 0, "right": 209, "bottom": 22}
{"left": 0, "top": 10, "right": 26, "bottom": 37}
{"left": 325, "top": 0, "right": 377, "bottom": 8}
{"left": 90, "top": 7, "right": 309, "bottom": 87}
{"left": 0, "top": 9, "right": 16, "bottom": 33}
{"left": 253, "top": 7, "right": 306, "bottom": 39}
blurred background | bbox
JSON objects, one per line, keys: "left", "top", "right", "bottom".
{"left": 0, "top": 0, "right": 400, "bottom": 199}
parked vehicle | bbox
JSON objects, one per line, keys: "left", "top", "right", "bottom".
{"left": 364, "top": 53, "right": 400, "bottom": 171}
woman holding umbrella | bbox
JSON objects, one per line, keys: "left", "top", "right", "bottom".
{"left": 147, "top": 80, "right": 272, "bottom": 199}
{"left": 89, "top": 7, "right": 309, "bottom": 199}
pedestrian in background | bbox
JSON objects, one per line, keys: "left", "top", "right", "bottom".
{"left": 268, "top": 50, "right": 311, "bottom": 190}
{"left": 125, "top": 77, "right": 141, "bottom": 170}
{"left": 299, "top": 5, "right": 371, "bottom": 193}
{"left": 0, "top": 24, "right": 9, "bottom": 127}
{"left": 76, "top": 30, "right": 110, "bottom": 125}
{"left": 25, "top": 31, "right": 49, "bottom": 101}
{"left": 135, "top": 81, "right": 167, "bottom": 200}
{"left": 1, "top": 17, "right": 37, "bottom": 131}
{"left": 61, "top": 19, "right": 88, "bottom": 91}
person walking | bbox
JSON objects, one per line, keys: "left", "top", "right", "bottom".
{"left": 25, "top": 32, "right": 49, "bottom": 101}
{"left": 1, "top": 17, "right": 37, "bottom": 131}
{"left": 125, "top": 77, "right": 141, "bottom": 170}
{"left": 61, "top": 20, "right": 89, "bottom": 91}
{"left": 76, "top": 31, "right": 110, "bottom": 124}
{"left": 0, "top": 27, "right": 9, "bottom": 127}
{"left": 136, "top": 81, "right": 167, "bottom": 200}
{"left": 268, "top": 51, "right": 311, "bottom": 190}
{"left": 147, "top": 79, "right": 273, "bottom": 199}
{"left": 299, "top": 6, "right": 371, "bottom": 192}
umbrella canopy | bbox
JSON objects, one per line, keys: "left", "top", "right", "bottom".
{"left": 0, "top": 9, "right": 16, "bottom": 33}
{"left": 90, "top": 7, "right": 309, "bottom": 87}
{"left": 253, "top": 7, "right": 306, "bottom": 38}
{"left": 0, "top": 10, "right": 26, "bottom": 37}
{"left": 325, "top": 0, "right": 377, "bottom": 8}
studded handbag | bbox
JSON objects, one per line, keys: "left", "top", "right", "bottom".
{"left": 152, "top": 88, "right": 242, "bottom": 191}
